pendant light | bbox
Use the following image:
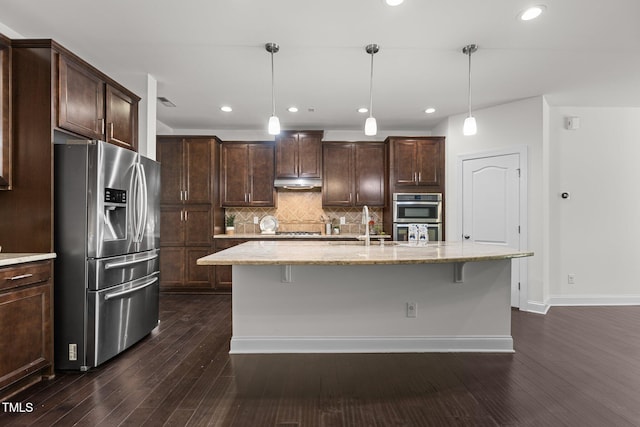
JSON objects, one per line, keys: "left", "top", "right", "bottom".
{"left": 364, "top": 43, "right": 379, "bottom": 136}
{"left": 265, "top": 42, "right": 281, "bottom": 135}
{"left": 462, "top": 44, "right": 478, "bottom": 136}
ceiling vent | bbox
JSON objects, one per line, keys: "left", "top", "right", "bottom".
{"left": 157, "top": 97, "right": 176, "bottom": 107}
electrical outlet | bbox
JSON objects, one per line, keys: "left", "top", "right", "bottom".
{"left": 568, "top": 274, "right": 576, "bottom": 284}
{"left": 407, "top": 302, "right": 417, "bottom": 318}
{"left": 340, "top": 217, "right": 346, "bottom": 225}
{"left": 69, "top": 343, "right": 77, "bottom": 361}
{"left": 253, "top": 216, "right": 259, "bottom": 224}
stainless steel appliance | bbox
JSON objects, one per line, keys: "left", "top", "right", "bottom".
{"left": 392, "top": 193, "right": 443, "bottom": 241}
{"left": 54, "top": 139, "right": 160, "bottom": 371}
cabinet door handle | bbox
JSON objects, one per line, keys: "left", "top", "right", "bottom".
{"left": 184, "top": 190, "right": 188, "bottom": 201}
{"left": 108, "top": 122, "right": 114, "bottom": 140}
{"left": 184, "top": 210, "right": 188, "bottom": 221}
{"left": 180, "top": 210, "right": 184, "bottom": 221}
{"left": 8, "top": 273, "right": 34, "bottom": 281}
{"left": 418, "top": 172, "right": 422, "bottom": 182}
{"left": 98, "top": 118, "right": 105, "bottom": 134}
{"left": 414, "top": 172, "right": 418, "bottom": 183}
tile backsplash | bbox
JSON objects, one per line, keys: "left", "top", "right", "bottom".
{"left": 225, "top": 191, "right": 383, "bottom": 235}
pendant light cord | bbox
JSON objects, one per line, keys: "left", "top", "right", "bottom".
{"left": 271, "top": 51, "right": 276, "bottom": 116}
{"left": 467, "top": 48, "right": 472, "bottom": 117}
{"left": 369, "top": 51, "right": 375, "bottom": 118}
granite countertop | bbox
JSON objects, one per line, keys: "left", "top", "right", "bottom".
{"left": 198, "top": 241, "right": 533, "bottom": 266}
{"left": 213, "top": 233, "right": 391, "bottom": 240}
{"left": 0, "top": 253, "right": 57, "bottom": 267}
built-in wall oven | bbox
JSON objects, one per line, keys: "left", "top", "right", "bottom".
{"left": 392, "top": 193, "right": 443, "bottom": 241}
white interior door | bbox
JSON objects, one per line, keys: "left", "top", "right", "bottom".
{"left": 462, "top": 154, "right": 521, "bottom": 307}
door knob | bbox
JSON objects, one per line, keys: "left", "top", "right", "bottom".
{"left": 464, "top": 235, "right": 471, "bottom": 240}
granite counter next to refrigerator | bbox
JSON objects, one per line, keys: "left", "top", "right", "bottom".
{"left": 0, "top": 253, "right": 57, "bottom": 267}
{"left": 198, "top": 241, "right": 533, "bottom": 354}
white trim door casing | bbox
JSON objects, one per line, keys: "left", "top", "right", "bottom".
{"left": 458, "top": 147, "right": 529, "bottom": 309}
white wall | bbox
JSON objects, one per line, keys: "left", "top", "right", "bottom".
{"left": 548, "top": 107, "right": 640, "bottom": 305}
{"left": 443, "top": 97, "right": 547, "bottom": 309}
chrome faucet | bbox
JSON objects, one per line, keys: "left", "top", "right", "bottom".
{"left": 358, "top": 205, "right": 371, "bottom": 246}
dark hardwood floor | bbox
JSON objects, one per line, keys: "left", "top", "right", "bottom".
{"left": 2, "top": 295, "right": 640, "bottom": 426}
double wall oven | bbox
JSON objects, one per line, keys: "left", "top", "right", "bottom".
{"left": 393, "top": 193, "right": 443, "bottom": 241}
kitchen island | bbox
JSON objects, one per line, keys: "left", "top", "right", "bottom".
{"left": 197, "top": 241, "right": 533, "bottom": 354}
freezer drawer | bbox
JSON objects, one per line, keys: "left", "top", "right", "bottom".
{"left": 87, "top": 249, "right": 160, "bottom": 291}
{"left": 87, "top": 272, "right": 159, "bottom": 369}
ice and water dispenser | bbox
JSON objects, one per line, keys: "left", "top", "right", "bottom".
{"left": 103, "top": 188, "right": 127, "bottom": 241}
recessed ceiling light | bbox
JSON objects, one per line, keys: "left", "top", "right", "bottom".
{"left": 220, "top": 106, "right": 233, "bottom": 112}
{"left": 385, "top": 0, "right": 404, "bottom": 6}
{"left": 287, "top": 106, "right": 299, "bottom": 113}
{"left": 357, "top": 107, "right": 369, "bottom": 113}
{"left": 425, "top": 108, "right": 436, "bottom": 114}
{"left": 519, "top": 5, "right": 546, "bottom": 21}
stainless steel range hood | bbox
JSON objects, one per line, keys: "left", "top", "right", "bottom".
{"left": 273, "top": 177, "right": 322, "bottom": 190}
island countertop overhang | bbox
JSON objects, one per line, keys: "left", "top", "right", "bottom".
{"left": 197, "top": 241, "right": 533, "bottom": 266}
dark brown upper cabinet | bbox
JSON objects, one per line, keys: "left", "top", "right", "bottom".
{"left": 105, "top": 85, "right": 138, "bottom": 149}
{"left": 322, "top": 142, "right": 387, "bottom": 207}
{"left": 157, "top": 137, "right": 215, "bottom": 205}
{"left": 221, "top": 142, "right": 275, "bottom": 207}
{"left": 275, "top": 130, "right": 323, "bottom": 179}
{"left": 58, "top": 55, "right": 139, "bottom": 151}
{"left": 0, "top": 34, "right": 11, "bottom": 190}
{"left": 389, "top": 137, "right": 444, "bottom": 189}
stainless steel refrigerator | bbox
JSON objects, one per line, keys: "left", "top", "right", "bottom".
{"left": 54, "top": 138, "right": 160, "bottom": 371}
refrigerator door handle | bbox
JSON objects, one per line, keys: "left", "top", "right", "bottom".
{"left": 104, "top": 253, "right": 159, "bottom": 270}
{"left": 139, "top": 162, "right": 149, "bottom": 243}
{"left": 130, "top": 162, "right": 140, "bottom": 242}
{"left": 133, "top": 163, "right": 145, "bottom": 242}
{"left": 104, "top": 277, "right": 158, "bottom": 301}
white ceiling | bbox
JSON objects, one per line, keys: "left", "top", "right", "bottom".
{"left": 2, "top": 0, "right": 639, "bottom": 133}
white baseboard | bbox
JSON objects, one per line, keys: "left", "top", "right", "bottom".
{"left": 547, "top": 295, "right": 640, "bottom": 306}
{"left": 230, "top": 336, "right": 514, "bottom": 354}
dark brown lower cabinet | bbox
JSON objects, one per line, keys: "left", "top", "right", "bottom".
{"left": 159, "top": 247, "right": 215, "bottom": 292}
{"left": 213, "top": 238, "right": 248, "bottom": 291}
{"left": 0, "top": 260, "right": 54, "bottom": 400}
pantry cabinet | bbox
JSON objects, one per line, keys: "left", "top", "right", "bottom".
{"left": 157, "top": 136, "right": 224, "bottom": 293}
{"left": 0, "top": 259, "right": 54, "bottom": 400}
{"left": 58, "top": 54, "right": 139, "bottom": 151}
{"left": 275, "top": 130, "right": 323, "bottom": 179}
{"left": 322, "top": 142, "right": 387, "bottom": 207}
{"left": 220, "top": 142, "right": 275, "bottom": 207}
